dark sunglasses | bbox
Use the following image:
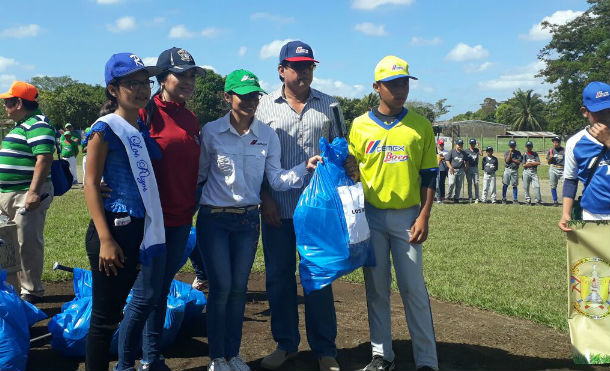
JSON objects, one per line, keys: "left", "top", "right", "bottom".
{"left": 284, "top": 62, "right": 316, "bottom": 72}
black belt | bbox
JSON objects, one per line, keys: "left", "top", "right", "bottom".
{"left": 204, "top": 205, "right": 259, "bottom": 214}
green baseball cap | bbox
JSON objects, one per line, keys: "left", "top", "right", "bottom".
{"left": 64, "top": 130, "right": 72, "bottom": 136}
{"left": 224, "top": 69, "right": 266, "bottom": 95}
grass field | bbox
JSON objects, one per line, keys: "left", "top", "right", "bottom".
{"left": 39, "top": 154, "right": 569, "bottom": 333}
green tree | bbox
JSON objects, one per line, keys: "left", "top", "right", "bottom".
{"left": 451, "top": 111, "right": 475, "bottom": 122}
{"left": 475, "top": 97, "right": 498, "bottom": 121}
{"left": 334, "top": 96, "right": 363, "bottom": 132}
{"left": 538, "top": 0, "right": 610, "bottom": 135}
{"left": 30, "top": 76, "right": 78, "bottom": 92}
{"left": 187, "top": 69, "right": 225, "bottom": 125}
{"left": 406, "top": 101, "right": 435, "bottom": 122}
{"left": 39, "top": 83, "right": 106, "bottom": 129}
{"left": 506, "top": 89, "right": 547, "bottom": 131}
{"left": 360, "top": 92, "right": 380, "bottom": 112}
{"left": 434, "top": 98, "right": 452, "bottom": 120}
{"left": 494, "top": 103, "right": 518, "bottom": 126}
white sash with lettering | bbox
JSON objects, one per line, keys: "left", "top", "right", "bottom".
{"left": 98, "top": 113, "right": 165, "bottom": 264}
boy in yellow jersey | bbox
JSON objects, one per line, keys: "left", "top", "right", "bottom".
{"left": 349, "top": 56, "right": 438, "bottom": 371}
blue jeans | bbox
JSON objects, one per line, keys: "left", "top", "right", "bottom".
{"left": 190, "top": 241, "right": 207, "bottom": 281}
{"left": 197, "top": 206, "right": 260, "bottom": 359}
{"left": 116, "top": 224, "right": 190, "bottom": 370}
{"left": 262, "top": 219, "right": 337, "bottom": 358}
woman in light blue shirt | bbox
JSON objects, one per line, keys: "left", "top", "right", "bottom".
{"left": 197, "top": 69, "right": 321, "bottom": 371}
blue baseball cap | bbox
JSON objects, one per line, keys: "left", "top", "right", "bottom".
{"left": 279, "top": 41, "right": 319, "bottom": 64}
{"left": 105, "top": 53, "right": 162, "bottom": 86}
{"left": 583, "top": 81, "right": 610, "bottom": 112}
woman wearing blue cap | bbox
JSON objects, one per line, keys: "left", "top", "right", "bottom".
{"left": 197, "top": 69, "right": 322, "bottom": 371}
{"left": 83, "top": 53, "right": 162, "bottom": 371}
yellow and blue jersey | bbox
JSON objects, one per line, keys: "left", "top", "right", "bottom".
{"left": 348, "top": 108, "right": 438, "bottom": 209}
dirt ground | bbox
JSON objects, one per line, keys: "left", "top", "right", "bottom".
{"left": 26, "top": 272, "right": 601, "bottom": 371}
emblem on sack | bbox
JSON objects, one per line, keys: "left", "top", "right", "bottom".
{"left": 571, "top": 257, "right": 610, "bottom": 319}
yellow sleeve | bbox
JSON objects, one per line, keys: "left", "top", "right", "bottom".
{"left": 348, "top": 118, "right": 363, "bottom": 163}
{"left": 420, "top": 120, "right": 439, "bottom": 170}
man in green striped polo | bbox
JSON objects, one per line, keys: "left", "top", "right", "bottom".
{"left": 0, "top": 81, "right": 55, "bottom": 304}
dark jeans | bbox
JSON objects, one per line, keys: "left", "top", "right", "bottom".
{"left": 116, "top": 224, "right": 191, "bottom": 369}
{"left": 196, "top": 206, "right": 260, "bottom": 359}
{"left": 262, "top": 219, "right": 337, "bottom": 358}
{"left": 85, "top": 212, "right": 143, "bottom": 371}
{"left": 436, "top": 170, "right": 448, "bottom": 200}
{"left": 189, "top": 240, "right": 208, "bottom": 281}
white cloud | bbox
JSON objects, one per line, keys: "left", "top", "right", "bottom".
{"left": 354, "top": 22, "right": 387, "bottom": 36}
{"left": 201, "top": 27, "right": 223, "bottom": 38}
{"left": 0, "top": 24, "right": 41, "bottom": 38}
{"left": 250, "top": 12, "right": 295, "bottom": 24}
{"left": 520, "top": 10, "right": 583, "bottom": 41}
{"left": 106, "top": 16, "right": 136, "bottom": 33}
{"left": 153, "top": 17, "right": 165, "bottom": 24}
{"left": 259, "top": 80, "right": 283, "bottom": 93}
{"left": 465, "top": 61, "right": 492, "bottom": 73}
{"left": 168, "top": 25, "right": 224, "bottom": 38}
{"left": 259, "top": 38, "right": 294, "bottom": 59}
{"left": 351, "top": 0, "right": 414, "bottom": 10}
{"left": 142, "top": 57, "right": 157, "bottom": 66}
{"left": 478, "top": 60, "right": 547, "bottom": 90}
{"left": 410, "top": 79, "right": 434, "bottom": 94}
{"left": 410, "top": 36, "right": 442, "bottom": 46}
{"left": 238, "top": 46, "right": 247, "bottom": 57}
{"left": 169, "top": 25, "right": 194, "bottom": 38}
{"left": 0, "top": 74, "right": 16, "bottom": 91}
{"left": 312, "top": 77, "right": 365, "bottom": 98}
{"left": 445, "top": 43, "right": 489, "bottom": 62}
{"left": 97, "top": 0, "right": 121, "bottom": 4}
{"left": 0, "top": 56, "right": 18, "bottom": 72}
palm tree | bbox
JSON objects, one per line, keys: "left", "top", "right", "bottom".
{"left": 509, "top": 89, "right": 547, "bottom": 131}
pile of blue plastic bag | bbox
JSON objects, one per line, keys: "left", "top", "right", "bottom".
{"left": 0, "top": 269, "right": 47, "bottom": 371}
{"left": 294, "top": 137, "right": 375, "bottom": 294}
{"left": 48, "top": 227, "right": 206, "bottom": 357}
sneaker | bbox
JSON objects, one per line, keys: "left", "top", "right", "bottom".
{"left": 319, "top": 356, "right": 341, "bottom": 371}
{"left": 491, "top": 200, "right": 497, "bottom": 204}
{"left": 359, "top": 355, "right": 395, "bottom": 371}
{"left": 502, "top": 199, "right": 506, "bottom": 204}
{"left": 208, "top": 358, "right": 230, "bottom": 371}
{"left": 553, "top": 201, "right": 559, "bottom": 207}
{"left": 260, "top": 349, "right": 297, "bottom": 370}
{"left": 474, "top": 199, "right": 479, "bottom": 204}
{"left": 138, "top": 360, "right": 171, "bottom": 371}
{"left": 453, "top": 198, "right": 459, "bottom": 204}
{"left": 513, "top": 200, "right": 519, "bottom": 205}
{"left": 192, "top": 277, "right": 209, "bottom": 292}
{"left": 228, "top": 355, "right": 250, "bottom": 371}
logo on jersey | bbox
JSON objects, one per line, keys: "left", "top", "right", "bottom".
{"left": 596, "top": 90, "right": 610, "bottom": 99}
{"left": 295, "top": 46, "right": 310, "bottom": 54}
{"left": 365, "top": 140, "right": 409, "bottom": 163}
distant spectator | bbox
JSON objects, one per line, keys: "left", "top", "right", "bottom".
{"left": 522, "top": 141, "right": 542, "bottom": 205}
{"left": 81, "top": 126, "right": 91, "bottom": 181}
{"left": 481, "top": 146, "right": 498, "bottom": 203}
{"left": 547, "top": 136, "right": 564, "bottom": 206}
{"left": 502, "top": 140, "right": 522, "bottom": 204}
{"left": 60, "top": 130, "right": 79, "bottom": 184}
{"left": 464, "top": 138, "right": 480, "bottom": 203}
{"left": 446, "top": 139, "right": 466, "bottom": 203}
{"left": 435, "top": 139, "right": 448, "bottom": 203}
{"left": 0, "top": 81, "right": 55, "bottom": 304}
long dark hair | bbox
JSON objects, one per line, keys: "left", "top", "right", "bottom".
{"left": 99, "top": 83, "right": 118, "bottom": 116}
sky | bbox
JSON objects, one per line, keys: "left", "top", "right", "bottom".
{"left": 0, "top": 0, "right": 590, "bottom": 120}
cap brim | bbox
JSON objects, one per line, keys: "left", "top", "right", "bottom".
{"left": 116, "top": 66, "right": 163, "bottom": 80}
{"left": 378, "top": 74, "right": 418, "bottom": 82}
{"left": 231, "top": 86, "right": 267, "bottom": 95}
{"left": 585, "top": 101, "right": 610, "bottom": 112}
{"left": 167, "top": 65, "right": 207, "bottom": 76}
{"left": 284, "top": 57, "right": 319, "bottom": 63}
{"left": 0, "top": 92, "right": 14, "bottom": 99}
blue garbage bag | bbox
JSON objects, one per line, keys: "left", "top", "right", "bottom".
{"left": 294, "top": 137, "right": 375, "bottom": 294}
{"left": 49, "top": 267, "right": 206, "bottom": 357}
{"left": 0, "top": 269, "right": 47, "bottom": 371}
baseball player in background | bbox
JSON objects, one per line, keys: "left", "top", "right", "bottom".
{"left": 481, "top": 146, "right": 498, "bottom": 203}
{"left": 435, "top": 139, "right": 449, "bottom": 203}
{"left": 522, "top": 141, "right": 542, "bottom": 205}
{"left": 464, "top": 138, "right": 480, "bottom": 203}
{"left": 502, "top": 140, "right": 522, "bottom": 204}
{"left": 547, "top": 136, "right": 564, "bottom": 206}
{"left": 446, "top": 139, "right": 466, "bottom": 203}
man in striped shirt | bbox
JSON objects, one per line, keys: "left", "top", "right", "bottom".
{"left": 0, "top": 81, "right": 55, "bottom": 304}
{"left": 255, "top": 41, "right": 346, "bottom": 371}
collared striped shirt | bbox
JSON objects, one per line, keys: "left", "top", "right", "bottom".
{"left": 0, "top": 110, "right": 55, "bottom": 192}
{"left": 255, "top": 87, "right": 344, "bottom": 219}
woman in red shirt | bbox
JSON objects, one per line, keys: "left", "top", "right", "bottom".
{"left": 131, "top": 47, "right": 205, "bottom": 371}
